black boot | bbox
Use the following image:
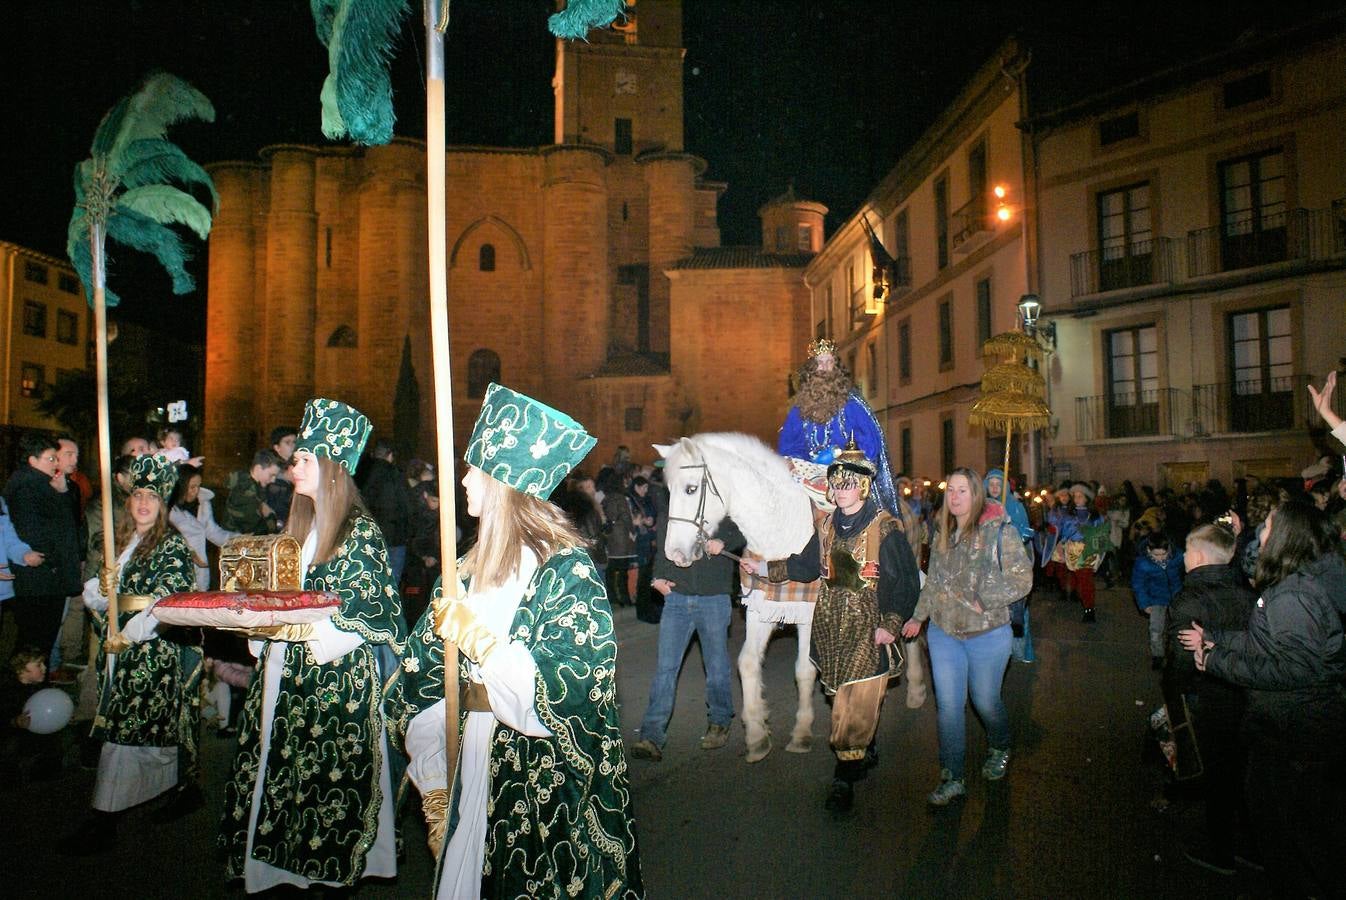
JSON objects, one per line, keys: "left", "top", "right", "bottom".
{"left": 150, "top": 782, "right": 205, "bottom": 824}
{"left": 824, "top": 778, "right": 854, "bottom": 814}
{"left": 60, "top": 810, "right": 119, "bottom": 856}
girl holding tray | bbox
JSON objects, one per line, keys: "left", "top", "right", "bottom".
{"left": 219, "top": 398, "right": 406, "bottom": 892}
{"left": 391, "top": 383, "right": 644, "bottom": 899}
{"left": 68, "top": 455, "right": 201, "bottom": 853}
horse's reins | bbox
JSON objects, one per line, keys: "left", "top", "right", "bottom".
{"left": 664, "top": 460, "right": 767, "bottom": 591}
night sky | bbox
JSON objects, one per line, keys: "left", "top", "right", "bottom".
{"left": 1, "top": 0, "right": 1337, "bottom": 338}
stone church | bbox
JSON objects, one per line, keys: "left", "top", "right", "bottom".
{"left": 203, "top": 0, "right": 820, "bottom": 471}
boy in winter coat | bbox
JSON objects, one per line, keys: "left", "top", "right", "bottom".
{"left": 1132, "top": 533, "right": 1183, "bottom": 667}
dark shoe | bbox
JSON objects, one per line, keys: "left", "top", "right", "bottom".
{"left": 79, "top": 738, "right": 103, "bottom": 771}
{"left": 150, "top": 783, "right": 205, "bottom": 824}
{"left": 699, "top": 724, "right": 729, "bottom": 750}
{"left": 1183, "top": 845, "right": 1235, "bottom": 876}
{"left": 629, "top": 738, "right": 662, "bottom": 762}
{"left": 1081, "top": 608, "right": 1096, "bottom": 623}
{"left": 216, "top": 725, "right": 237, "bottom": 737}
{"left": 927, "top": 770, "right": 966, "bottom": 806}
{"left": 1150, "top": 656, "right": 1164, "bottom": 671}
{"left": 59, "top": 813, "right": 118, "bottom": 856}
{"left": 824, "top": 778, "right": 854, "bottom": 813}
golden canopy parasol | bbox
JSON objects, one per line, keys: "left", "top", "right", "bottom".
{"left": 969, "top": 329, "right": 1053, "bottom": 502}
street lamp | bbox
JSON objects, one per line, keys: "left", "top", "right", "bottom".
{"left": 1017, "top": 293, "right": 1055, "bottom": 347}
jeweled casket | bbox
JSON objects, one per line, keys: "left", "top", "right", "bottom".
{"left": 219, "top": 534, "right": 303, "bottom": 592}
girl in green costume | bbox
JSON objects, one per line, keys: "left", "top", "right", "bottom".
{"left": 69, "top": 455, "right": 200, "bottom": 853}
{"left": 220, "top": 398, "right": 406, "bottom": 892}
{"left": 391, "top": 382, "right": 643, "bottom": 899}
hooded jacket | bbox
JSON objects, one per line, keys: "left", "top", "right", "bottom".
{"left": 1204, "top": 552, "right": 1346, "bottom": 758}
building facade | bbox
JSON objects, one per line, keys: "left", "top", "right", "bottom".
{"left": 0, "top": 241, "right": 89, "bottom": 432}
{"left": 1031, "top": 20, "right": 1346, "bottom": 489}
{"left": 805, "top": 41, "right": 1033, "bottom": 482}
{"left": 202, "top": 0, "right": 817, "bottom": 473}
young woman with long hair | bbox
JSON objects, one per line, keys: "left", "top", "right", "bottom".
{"left": 220, "top": 399, "right": 406, "bottom": 892}
{"left": 392, "top": 383, "right": 643, "bottom": 899}
{"left": 903, "top": 466, "right": 1033, "bottom": 806}
{"left": 69, "top": 455, "right": 200, "bottom": 852}
{"left": 1181, "top": 499, "right": 1346, "bottom": 896}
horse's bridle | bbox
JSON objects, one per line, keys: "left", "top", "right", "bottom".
{"left": 664, "top": 461, "right": 723, "bottom": 554}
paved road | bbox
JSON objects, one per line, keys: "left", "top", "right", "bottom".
{"left": 5, "top": 584, "right": 1268, "bottom": 898}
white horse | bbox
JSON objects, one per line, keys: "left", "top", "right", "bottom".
{"left": 654, "top": 433, "right": 818, "bottom": 763}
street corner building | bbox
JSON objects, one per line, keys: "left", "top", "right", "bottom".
{"left": 202, "top": 0, "right": 817, "bottom": 472}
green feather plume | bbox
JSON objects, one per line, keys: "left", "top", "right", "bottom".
{"left": 548, "top": 0, "right": 629, "bottom": 40}
{"left": 67, "top": 72, "right": 215, "bottom": 308}
{"left": 311, "top": 0, "right": 409, "bottom": 145}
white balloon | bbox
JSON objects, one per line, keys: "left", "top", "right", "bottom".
{"left": 24, "top": 687, "right": 74, "bottom": 734}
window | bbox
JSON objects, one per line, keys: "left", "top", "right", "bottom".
{"left": 815, "top": 319, "right": 826, "bottom": 340}
{"left": 326, "top": 325, "right": 357, "bottom": 348}
{"left": 975, "top": 277, "right": 992, "bottom": 347}
{"left": 797, "top": 225, "right": 813, "bottom": 251}
{"left": 58, "top": 272, "right": 80, "bottom": 294}
{"left": 1218, "top": 148, "right": 1287, "bottom": 270}
{"left": 934, "top": 176, "right": 950, "bottom": 269}
{"left": 467, "top": 348, "right": 501, "bottom": 398}
{"left": 1097, "top": 182, "right": 1153, "bottom": 291}
{"left": 325, "top": 226, "right": 333, "bottom": 268}
{"left": 825, "top": 284, "right": 834, "bottom": 334}
{"left": 624, "top": 407, "right": 644, "bottom": 432}
{"left": 866, "top": 342, "right": 878, "bottom": 396}
{"left": 614, "top": 118, "right": 633, "bottom": 155}
{"left": 848, "top": 258, "right": 865, "bottom": 324}
{"left": 1098, "top": 111, "right": 1140, "bottom": 146}
{"left": 898, "top": 319, "right": 911, "bottom": 383}
{"left": 478, "top": 243, "right": 496, "bottom": 272}
{"left": 1105, "top": 325, "right": 1160, "bottom": 437}
{"left": 20, "top": 363, "right": 44, "bottom": 398}
{"left": 968, "top": 139, "right": 988, "bottom": 216}
{"left": 1228, "top": 306, "right": 1293, "bottom": 431}
{"left": 940, "top": 416, "right": 955, "bottom": 478}
{"left": 1222, "top": 71, "right": 1272, "bottom": 109}
{"left": 900, "top": 425, "right": 912, "bottom": 476}
{"left": 775, "top": 226, "right": 790, "bottom": 252}
{"left": 23, "top": 300, "right": 46, "bottom": 337}
{"left": 892, "top": 209, "right": 909, "bottom": 263}
{"left": 618, "top": 264, "right": 651, "bottom": 351}
{"left": 23, "top": 261, "right": 47, "bottom": 284}
{"left": 56, "top": 309, "right": 78, "bottom": 345}
{"left": 937, "top": 296, "right": 953, "bottom": 369}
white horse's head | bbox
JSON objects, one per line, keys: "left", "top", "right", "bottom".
{"left": 654, "top": 437, "right": 727, "bottom": 567}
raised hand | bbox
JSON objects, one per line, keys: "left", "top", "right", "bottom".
{"left": 1307, "top": 371, "right": 1342, "bottom": 430}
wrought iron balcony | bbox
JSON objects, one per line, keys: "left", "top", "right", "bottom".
{"left": 1075, "top": 389, "right": 1179, "bottom": 441}
{"left": 950, "top": 195, "right": 995, "bottom": 255}
{"left": 1186, "top": 207, "right": 1342, "bottom": 278}
{"left": 1188, "top": 374, "right": 1316, "bottom": 434}
{"left": 1069, "top": 237, "right": 1176, "bottom": 298}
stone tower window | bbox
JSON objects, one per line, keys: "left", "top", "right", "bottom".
{"left": 468, "top": 349, "right": 501, "bottom": 398}
{"left": 479, "top": 243, "right": 496, "bottom": 272}
{"left": 327, "top": 325, "right": 357, "bottom": 348}
{"left": 614, "top": 118, "right": 633, "bottom": 155}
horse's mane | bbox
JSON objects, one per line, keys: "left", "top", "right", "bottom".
{"left": 668, "top": 432, "right": 814, "bottom": 559}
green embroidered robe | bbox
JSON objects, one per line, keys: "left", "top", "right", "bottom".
{"left": 90, "top": 531, "right": 201, "bottom": 774}
{"left": 390, "top": 547, "right": 644, "bottom": 899}
{"left": 220, "top": 514, "right": 406, "bottom": 886}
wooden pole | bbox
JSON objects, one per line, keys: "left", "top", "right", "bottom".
{"left": 90, "top": 219, "right": 124, "bottom": 653}
{"left": 425, "top": 0, "right": 461, "bottom": 786}
{"left": 1001, "top": 420, "right": 1013, "bottom": 505}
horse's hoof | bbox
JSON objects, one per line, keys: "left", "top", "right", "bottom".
{"left": 744, "top": 737, "right": 772, "bottom": 763}
{"left": 785, "top": 735, "right": 812, "bottom": 753}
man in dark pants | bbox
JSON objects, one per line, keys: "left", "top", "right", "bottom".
{"left": 4, "top": 433, "right": 82, "bottom": 657}
{"left": 360, "top": 440, "right": 411, "bottom": 586}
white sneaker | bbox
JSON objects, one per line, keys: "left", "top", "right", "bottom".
{"left": 927, "top": 769, "right": 966, "bottom": 806}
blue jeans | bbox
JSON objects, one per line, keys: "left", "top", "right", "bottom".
{"left": 638, "top": 592, "right": 734, "bottom": 747}
{"left": 387, "top": 545, "right": 407, "bottom": 587}
{"left": 928, "top": 620, "right": 1012, "bottom": 779}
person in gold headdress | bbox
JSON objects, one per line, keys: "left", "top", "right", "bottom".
{"left": 810, "top": 440, "right": 921, "bottom": 814}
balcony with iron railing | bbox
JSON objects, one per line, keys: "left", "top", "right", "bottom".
{"left": 1075, "top": 389, "right": 1180, "bottom": 442}
{"left": 1067, "top": 199, "right": 1346, "bottom": 301}
{"left": 1069, "top": 237, "right": 1176, "bottom": 298}
{"left": 950, "top": 195, "right": 995, "bottom": 255}
{"left": 1075, "top": 372, "right": 1346, "bottom": 442}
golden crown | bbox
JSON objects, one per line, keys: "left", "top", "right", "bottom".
{"left": 808, "top": 338, "right": 837, "bottom": 358}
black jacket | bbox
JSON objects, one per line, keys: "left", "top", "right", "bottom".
{"left": 3, "top": 466, "right": 82, "bottom": 596}
{"left": 361, "top": 459, "right": 411, "bottom": 547}
{"left": 652, "top": 513, "right": 745, "bottom": 597}
{"left": 1204, "top": 552, "right": 1346, "bottom": 758}
{"left": 1163, "top": 564, "right": 1255, "bottom": 709}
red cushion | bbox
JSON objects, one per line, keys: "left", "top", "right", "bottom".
{"left": 158, "top": 591, "right": 340, "bottom": 611}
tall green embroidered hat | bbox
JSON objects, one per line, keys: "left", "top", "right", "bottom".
{"left": 465, "top": 383, "right": 597, "bottom": 499}
{"left": 295, "top": 398, "right": 372, "bottom": 475}
{"left": 130, "top": 454, "right": 178, "bottom": 500}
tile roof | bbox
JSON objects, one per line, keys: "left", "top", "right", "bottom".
{"left": 670, "top": 246, "right": 814, "bottom": 270}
